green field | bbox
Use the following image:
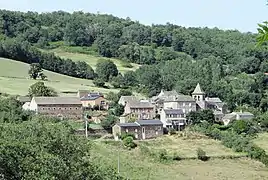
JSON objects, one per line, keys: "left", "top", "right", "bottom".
{"left": 46, "top": 48, "right": 141, "bottom": 73}
{"left": 0, "top": 58, "right": 119, "bottom": 96}
{"left": 254, "top": 133, "right": 268, "bottom": 153}
{"left": 91, "top": 135, "right": 268, "bottom": 180}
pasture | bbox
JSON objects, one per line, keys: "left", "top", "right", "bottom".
{"left": 0, "top": 58, "right": 119, "bottom": 96}
{"left": 91, "top": 134, "right": 267, "bottom": 180}
{"left": 254, "top": 133, "right": 268, "bottom": 153}
{"left": 46, "top": 48, "right": 141, "bottom": 73}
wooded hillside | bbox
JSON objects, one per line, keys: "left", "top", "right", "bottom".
{"left": 0, "top": 10, "right": 268, "bottom": 111}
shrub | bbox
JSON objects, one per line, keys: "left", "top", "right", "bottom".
{"left": 197, "top": 148, "right": 209, "bottom": 161}
{"left": 157, "top": 149, "right": 171, "bottom": 162}
{"left": 120, "top": 132, "right": 136, "bottom": 140}
{"left": 169, "top": 128, "right": 176, "bottom": 135}
{"left": 172, "top": 152, "right": 182, "bottom": 161}
{"left": 93, "top": 78, "right": 105, "bottom": 87}
{"left": 123, "top": 136, "right": 137, "bottom": 149}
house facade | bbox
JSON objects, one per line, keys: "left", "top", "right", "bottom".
{"left": 29, "top": 97, "right": 83, "bottom": 120}
{"left": 77, "top": 90, "right": 108, "bottom": 109}
{"left": 160, "top": 109, "right": 187, "bottom": 130}
{"left": 112, "top": 120, "right": 163, "bottom": 140}
{"left": 119, "top": 96, "right": 155, "bottom": 120}
{"left": 163, "top": 95, "right": 197, "bottom": 116}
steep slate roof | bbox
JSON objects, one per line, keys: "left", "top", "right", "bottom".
{"left": 136, "top": 120, "right": 163, "bottom": 126}
{"left": 164, "top": 109, "right": 184, "bottom": 115}
{"left": 192, "top": 83, "right": 205, "bottom": 95}
{"left": 164, "top": 95, "right": 195, "bottom": 102}
{"left": 34, "top": 97, "right": 82, "bottom": 105}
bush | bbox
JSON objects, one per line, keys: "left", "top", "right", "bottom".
{"left": 123, "top": 136, "right": 137, "bottom": 149}
{"left": 93, "top": 78, "right": 105, "bottom": 87}
{"left": 120, "top": 132, "right": 136, "bottom": 140}
{"left": 172, "top": 152, "right": 182, "bottom": 161}
{"left": 197, "top": 148, "right": 209, "bottom": 161}
{"left": 169, "top": 128, "right": 176, "bottom": 135}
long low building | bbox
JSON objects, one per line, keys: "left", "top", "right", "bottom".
{"left": 26, "top": 96, "right": 83, "bottom": 120}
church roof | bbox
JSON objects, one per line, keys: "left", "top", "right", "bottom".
{"left": 192, "top": 83, "right": 205, "bottom": 95}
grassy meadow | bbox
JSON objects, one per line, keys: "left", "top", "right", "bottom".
{"left": 46, "top": 47, "right": 141, "bottom": 74}
{"left": 91, "top": 134, "right": 268, "bottom": 180}
{"left": 254, "top": 133, "right": 268, "bottom": 153}
{"left": 0, "top": 58, "right": 119, "bottom": 96}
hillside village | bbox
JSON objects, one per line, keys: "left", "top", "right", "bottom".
{"left": 2, "top": 6, "right": 268, "bottom": 180}
{"left": 19, "top": 83, "right": 254, "bottom": 140}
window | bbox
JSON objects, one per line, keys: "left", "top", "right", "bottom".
{"left": 189, "top": 103, "right": 192, "bottom": 107}
{"left": 70, "top": 107, "right": 72, "bottom": 110}
{"left": 135, "top": 129, "right": 138, "bottom": 132}
{"left": 76, "top": 108, "right": 78, "bottom": 110}
{"left": 48, "top": 108, "right": 51, "bottom": 110}
{"left": 183, "top": 109, "right": 185, "bottom": 113}
{"left": 126, "top": 128, "right": 128, "bottom": 133}
{"left": 59, "top": 108, "right": 61, "bottom": 110}
{"left": 53, "top": 108, "right": 56, "bottom": 110}
{"left": 142, "top": 127, "right": 145, "bottom": 133}
{"left": 42, "top": 108, "right": 45, "bottom": 110}
{"left": 183, "top": 103, "right": 185, "bottom": 107}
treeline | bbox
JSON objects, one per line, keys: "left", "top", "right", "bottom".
{"left": 2, "top": 10, "right": 268, "bottom": 111}
{"left": 0, "top": 38, "right": 95, "bottom": 79}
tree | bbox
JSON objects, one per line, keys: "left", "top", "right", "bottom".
{"left": 76, "top": 61, "right": 95, "bottom": 79}
{"left": 100, "top": 115, "right": 118, "bottom": 132}
{"left": 29, "top": 82, "right": 57, "bottom": 97}
{"left": 95, "top": 59, "right": 118, "bottom": 82}
{"left": 28, "top": 63, "right": 46, "bottom": 80}
{"left": 117, "top": 89, "right": 132, "bottom": 98}
{"left": 113, "top": 104, "right": 125, "bottom": 116}
{"left": 93, "top": 78, "right": 105, "bottom": 87}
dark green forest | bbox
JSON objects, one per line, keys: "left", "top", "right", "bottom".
{"left": 1, "top": 10, "right": 268, "bottom": 111}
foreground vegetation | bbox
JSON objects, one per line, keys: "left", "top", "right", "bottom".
{"left": 91, "top": 135, "right": 268, "bottom": 180}
{"left": 0, "top": 96, "right": 122, "bottom": 179}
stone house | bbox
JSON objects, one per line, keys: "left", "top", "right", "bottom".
{"left": 28, "top": 97, "right": 83, "bottom": 120}
{"left": 150, "top": 90, "right": 180, "bottom": 113}
{"left": 124, "top": 100, "right": 155, "bottom": 120}
{"left": 77, "top": 90, "right": 108, "bottom": 109}
{"left": 222, "top": 111, "right": 254, "bottom": 125}
{"left": 119, "top": 96, "right": 155, "bottom": 120}
{"left": 160, "top": 109, "right": 187, "bottom": 130}
{"left": 162, "top": 95, "right": 197, "bottom": 116}
{"left": 112, "top": 120, "right": 163, "bottom": 140}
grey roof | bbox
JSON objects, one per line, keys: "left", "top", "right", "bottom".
{"left": 164, "top": 95, "right": 195, "bottom": 102}
{"left": 119, "top": 96, "right": 139, "bottom": 103}
{"left": 222, "top": 113, "right": 236, "bottom": 120}
{"left": 164, "top": 109, "right": 184, "bottom": 115}
{"left": 206, "top": 97, "right": 222, "bottom": 103}
{"left": 80, "top": 92, "right": 104, "bottom": 101}
{"left": 192, "top": 83, "right": 205, "bottom": 95}
{"left": 117, "top": 123, "right": 139, "bottom": 127}
{"left": 34, "top": 97, "right": 82, "bottom": 105}
{"left": 235, "top": 112, "right": 254, "bottom": 116}
{"left": 158, "top": 90, "right": 179, "bottom": 97}
{"left": 17, "top": 96, "right": 31, "bottom": 102}
{"left": 128, "top": 101, "right": 154, "bottom": 108}
{"left": 136, "top": 120, "right": 163, "bottom": 126}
